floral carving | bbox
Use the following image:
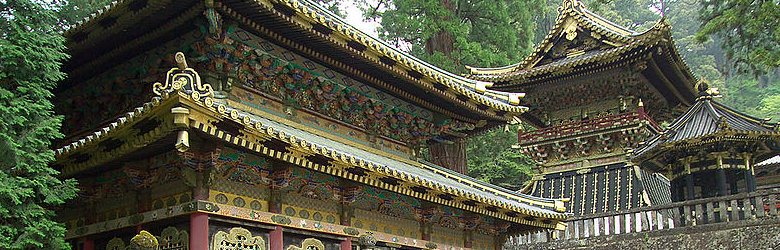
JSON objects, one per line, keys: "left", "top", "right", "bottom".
{"left": 190, "top": 30, "right": 468, "bottom": 145}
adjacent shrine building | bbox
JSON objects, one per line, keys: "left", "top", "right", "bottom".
{"left": 633, "top": 82, "right": 780, "bottom": 202}
{"left": 466, "top": 0, "right": 698, "bottom": 215}
{"left": 53, "top": 0, "right": 569, "bottom": 249}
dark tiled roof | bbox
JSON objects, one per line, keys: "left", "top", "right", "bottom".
{"left": 633, "top": 95, "right": 779, "bottom": 159}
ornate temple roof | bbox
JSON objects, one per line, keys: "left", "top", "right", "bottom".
{"left": 61, "top": 0, "right": 527, "bottom": 127}
{"left": 464, "top": 0, "right": 697, "bottom": 108}
{"left": 53, "top": 54, "right": 570, "bottom": 229}
{"left": 632, "top": 83, "right": 780, "bottom": 162}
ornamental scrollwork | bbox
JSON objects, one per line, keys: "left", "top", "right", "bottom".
{"left": 212, "top": 227, "right": 266, "bottom": 250}
{"left": 153, "top": 52, "right": 215, "bottom": 106}
{"left": 286, "top": 238, "right": 325, "bottom": 250}
{"left": 357, "top": 233, "right": 377, "bottom": 247}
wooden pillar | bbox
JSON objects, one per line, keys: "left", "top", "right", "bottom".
{"left": 340, "top": 238, "right": 352, "bottom": 250}
{"left": 82, "top": 238, "right": 94, "bottom": 250}
{"left": 464, "top": 230, "right": 473, "bottom": 248}
{"left": 339, "top": 186, "right": 354, "bottom": 250}
{"left": 729, "top": 170, "right": 739, "bottom": 194}
{"left": 269, "top": 225, "right": 283, "bottom": 250}
{"left": 420, "top": 221, "right": 431, "bottom": 241}
{"left": 745, "top": 169, "right": 757, "bottom": 192}
{"left": 190, "top": 212, "right": 209, "bottom": 250}
{"left": 686, "top": 174, "right": 695, "bottom": 200}
{"left": 716, "top": 169, "right": 728, "bottom": 196}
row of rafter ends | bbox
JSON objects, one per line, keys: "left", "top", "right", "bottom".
{"left": 55, "top": 96, "right": 164, "bottom": 156}
{"left": 201, "top": 98, "right": 566, "bottom": 218}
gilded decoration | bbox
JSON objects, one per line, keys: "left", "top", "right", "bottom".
{"left": 189, "top": 26, "right": 469, "bottom": 145}
{"left": 212, "top": 227, "right": 266, "bottom": 250}
{"left": 153, "top": 52, "right": 215, "bottom": 106}
{"left": 57, "top": 31, "right": 201, "bottom": 136}
{"left": 102, "top": 228, "right": 187, "bottom": 250}
{"left": 131, "top": 230, "right": 159, "bottom": 249}
{"left": 286, "top": 238, "right": 325, "bottom": 250}
{"left": 159, "top": 227, "right": 189, "bottom": 250}
{"left": 525, "top": 71, "right": 670, "bottom": 125}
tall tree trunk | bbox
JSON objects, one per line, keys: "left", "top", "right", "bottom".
{"left": 429, "top": 139, "right": 468, "bottom": 174}
{"left": 423, "top": 0, "right": 456, "bottom": 57}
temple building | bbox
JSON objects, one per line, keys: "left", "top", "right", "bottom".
{"left": 756, "top": 155, "right": 780, "bottom": 189}
{"left": 633, "top": 82, "right": 780, "bottom": 201}
{"left": 466, "top": 0, "right": 698, "bottom": 215}
{"left": 52, "top": 0, "right": 570, "bottom": 249}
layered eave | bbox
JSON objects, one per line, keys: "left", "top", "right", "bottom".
{"left": 53, "top": 91, "right": 568, "bottom": 229}
{"left": 632, "top": 96, "right": 780, "bottom": 162}
{"left": 464, "top": 0, "right": 697, "bottom": 102}
{"left": 62, "top": 0, "right": 528, "bottom": 126}
{"left": 465, "top": 0, "right": 635, "bottom": 77}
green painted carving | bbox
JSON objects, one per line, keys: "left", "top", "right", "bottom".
{"left": 189, "top": 27, "right": 469, "bottom": 145}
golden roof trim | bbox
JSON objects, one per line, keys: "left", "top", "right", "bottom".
{"left": 464, "top": 0, "right": 688, "bottom": 83}
{"left": 264, "top": 0, "right": 529, "bottom": 111}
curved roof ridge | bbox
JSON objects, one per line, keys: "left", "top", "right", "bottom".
{"left": 700, "top": 99, "right": 724, "bottom": 122}
{"left": 633, "top": 92, "right": 780, "bottom": 161}
{"left": 711, "top": 99, "right": 776, "bottom": 128}
{"left": 295, "top": 0, "right": 504, "bottom": 86}
{"left": 665, "top": 99, "right": 705, "bottom": 131}
{"left": 580, "top": 8, "right": 637, "bottom": 36}
{"left": 465, "top": 0, "right": 642, "bottom": 76}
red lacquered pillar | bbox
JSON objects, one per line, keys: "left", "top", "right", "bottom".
{"left": 82, "top": 238, "right": 94, "bottom": 250}
{"left": 269, "top": 225, "right": 283, "bottom": 250}
{"left": 190, "top": 212, "right": 209, "bottom": 250}
{"left": 340, "top": 237, "right": 352, "bottom": 250}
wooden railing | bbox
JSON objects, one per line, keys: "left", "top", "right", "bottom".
{"left": 506, "top": 188, "right": 780, "bottom": 245}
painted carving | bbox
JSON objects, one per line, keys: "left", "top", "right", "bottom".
{"left": 159, "top": 227, "right": 189, "bottom": 250}
{"left": 107, "top": 237, "right": 127, "bottom": 250}
{"left": 213, "top": 147, "right": 271, "bottom": 186}
{"left": 212, "top": 227, "right": 266, "bottom": 250}
{"left": 286, "top": 238, "right": 325, "bottom": 250}
{"left": 190, "top": 27, "right": 468, "bottom": 145}
{"left": 130, "top": 230, "right": 159, "bottom": 249}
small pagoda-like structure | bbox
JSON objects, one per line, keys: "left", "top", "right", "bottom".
{"left": 633, "top": 82, "right": 780, "bottom": 201}
{"left": 52, "top": 0, "right": 569, "bottom": 249}
{"left": 465, "top": 0, "right": 698, "bottom": 215}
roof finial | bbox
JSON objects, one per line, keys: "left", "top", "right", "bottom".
{"left": 559, "top": 0, "right": 586, "bottom": 13}
{"left": 697, "top": 79, "right": 710, "bottom": 97}
{"left": 696, "top": 79, "right": 721, "bottom": 99}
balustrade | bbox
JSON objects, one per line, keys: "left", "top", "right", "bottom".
{"left": 505, "top": 188, "right": 780, "bottom": 245}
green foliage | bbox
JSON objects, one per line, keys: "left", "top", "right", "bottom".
{"left": 466, "top": 125, "right": 535, "bottom": 190}
{"left": 358, "top": 0, "right": 544, "bottom": 73}
{"left": 697, "top": 0, "right": 780, "bottom": 73}
{"left": 0, "top": 0, "right": 78, "bottom": 249}
{"left": 58, "top": 0, "right": 113, "bottom": 27}
{"left": 594, "top": 0, "right": 780, "bottom": 122}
